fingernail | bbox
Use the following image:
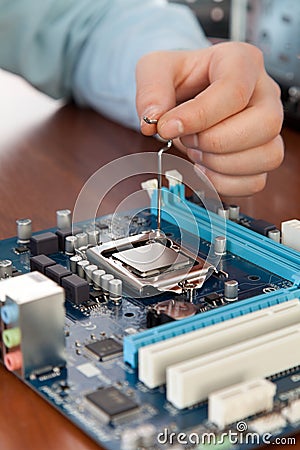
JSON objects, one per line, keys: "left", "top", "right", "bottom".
{"left": 140, "top": 116, "right": 148, "bottom": 128}
{"left": 182, "top": 133, "right": 199, "bottom": 149}
{"left": 187, "top": 148, "right": 203, "bottom": 163}
{"left": 160, "top": 119, "right": 184, "bottom": 138}
{"left": 141, "top": 105, "right": 161, "bottom": 125}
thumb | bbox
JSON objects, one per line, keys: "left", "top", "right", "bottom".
{"left": 135, "top": 51, "right": 177, "bottom": 136}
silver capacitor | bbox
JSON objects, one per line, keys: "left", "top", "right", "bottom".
{"left": 87, "top": 229, "right": 100, "bottom": 246}
{"left": 0, "top": 260, "right": 13, "bottom": 279}
{"left": 75, "top": 232, "right": 88, "bottom": 248}
{"left": 92, "top": 269, "right": 106, "bottom": 290}
{"left": 224, "top": 280, "right": 239, "bottom": 302}
{"left": 214, "top": 236, "right": 227, "bottom": 255}
{"left": 109, "top": 279, "right": 122, "bottom": 304}
{"left": 84, "top": 264, "right": 98, "bottom": 284}
{"left": 229, "top": 204, "right": 240, "bottom": 221}
{"left": 217, "top": 207, "right": 229, "bottom": 220}
{"left": 56, "top": 209, "right": 71, "bottom": 230}
{"left": 65, "top": 235, "right": 78, "bottom": 255}
{"left": 100, "top": 274, "right": 114, "bottom": 293}
{"left": 268, "top": 229, "right": 281, "bottom": 243}
{"left": 77, "top": 260, "right": 90, "bottom": 278}
{"left": 16, "top": 218, "right": 32, "bottom": 243}
{"left": 69, "top": 255, "right": 82, "bottom": 273}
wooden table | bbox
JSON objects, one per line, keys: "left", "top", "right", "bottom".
{"left": 0, "top": 101, "right": 299, "bottom": 450}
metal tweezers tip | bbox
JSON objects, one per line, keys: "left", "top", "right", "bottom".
{"left": 143, "top": 116, "right": 158, "bottom": 125}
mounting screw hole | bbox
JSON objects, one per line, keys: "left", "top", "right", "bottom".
{"left": 248, "top": 275, "right": 260, "bottom": 281}
{"left": 263, "top": 287, "right": 277, "bottom": 293}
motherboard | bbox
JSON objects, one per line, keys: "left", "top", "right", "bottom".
{"left": 1, "top": 172, "right": 300, "bottom": 450}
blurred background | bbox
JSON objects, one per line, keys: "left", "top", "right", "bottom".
{"left": 0, "top": 69, "right": 62, "bottom": 147}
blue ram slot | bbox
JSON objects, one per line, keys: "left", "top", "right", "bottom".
{"left": 151, "top": 188, "right": 300, "bottom": 283}
{"left": 124, "top": 287, "right": 300, "bottom": 368}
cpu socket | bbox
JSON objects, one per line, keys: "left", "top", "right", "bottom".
{"left": 86, "top": 231, "right": 214, "bottom": 298}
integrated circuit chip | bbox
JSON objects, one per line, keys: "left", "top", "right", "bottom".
{"left": 85, "top": 387, "right": 139, "bottom": 423}
{"left": 85, "top": 338, "right": 123, "bottom": 361}
{"left": 15, "top": 245, "right": 30, "bottom": 254}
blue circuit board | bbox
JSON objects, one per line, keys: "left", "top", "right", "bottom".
{"left": 1, "top": 191, "right": 300, "bottom": 450}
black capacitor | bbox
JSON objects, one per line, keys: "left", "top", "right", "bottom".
{"left": 45, "top": 264, "right": 72, "bottom": 285}
{"left": 30, "top": 232, "right": 59, "bottom": 256}
{"left": 30, "top": 254, "right": 56, "bottom": 274}
{"left": 62, "top": 274, "right": 90, "bottom": 305}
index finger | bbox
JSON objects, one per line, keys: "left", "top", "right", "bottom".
{"left": 157, "top": 43, "right": 263, "bottom": 140}
{"left": 135, "top": 51, "right": 177, "bottom": 136}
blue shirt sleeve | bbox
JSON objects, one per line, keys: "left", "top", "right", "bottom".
{"left": 0, "top": 0, "right": 209, "bottom": 129}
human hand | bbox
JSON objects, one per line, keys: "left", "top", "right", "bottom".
{"left": 136, "top": 42, "right": 284, "bottom": 196}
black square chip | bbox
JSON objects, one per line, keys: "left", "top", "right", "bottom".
{"left": 30, "top": 254, "right": 56, "bottom": 274}
{"left": 45, "top": 264, "right": 72, "bottom": 285}
{"left": 85, "top": 387, "right": 139, "bottom": 422}
{"left": 85, "top": 338, "right": 123, "bottom": 361}
{"left": 30, "top": 232, "right": 59, "bottom": 256}
{"left": 62, "top": 274, "right": 89, "bottom": 305}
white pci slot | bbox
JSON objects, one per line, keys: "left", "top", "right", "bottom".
{"left": 166, "top": 324, "right": 300, "bottom": 409}
{"left": 208, "top": 379, "right": 276, "bottom": 429}
{"left": 139, "top": 299, "right": 300, "bottom": 388}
